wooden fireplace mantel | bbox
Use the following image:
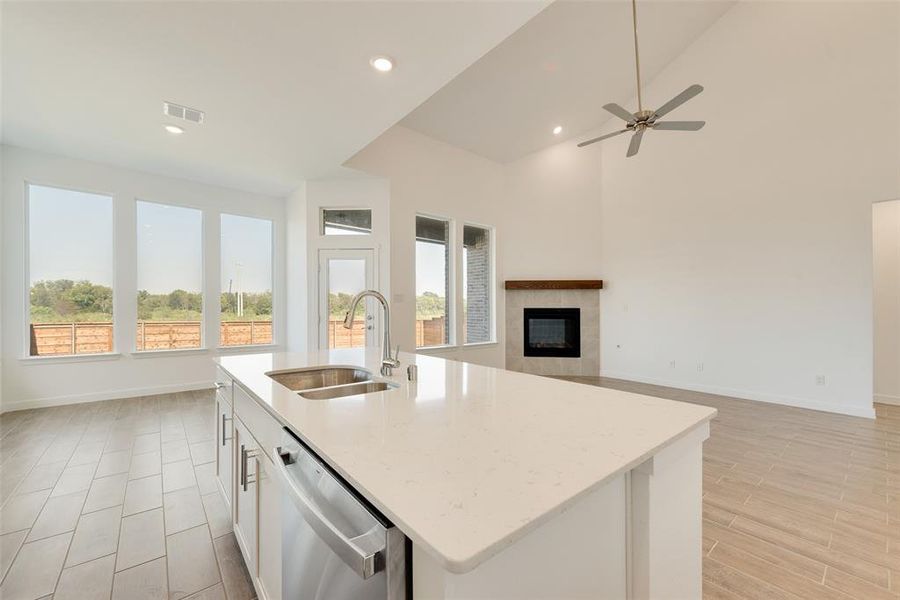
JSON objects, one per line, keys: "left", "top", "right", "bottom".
{"left": 504, "top": 280, "right": 604, "bottom": 290}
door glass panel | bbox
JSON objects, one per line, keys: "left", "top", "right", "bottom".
{"left": 326, "top": 258, "right": 367, "bottom": 349}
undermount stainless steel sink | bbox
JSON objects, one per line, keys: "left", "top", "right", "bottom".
{"left": 267, "top": 367, "right": 372, "bottom": 392}
{"left": 299, "top": 381, "right": 398, "bottom": 400}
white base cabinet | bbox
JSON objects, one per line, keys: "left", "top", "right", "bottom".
{"left": 233, "top": 417, "right": 259, "bottom": 577}
{"left": 217, "top": 375, "right": 283, "bottom": 600}
{"left": 257, "top": 449, "right": 283, "bottom": 600}
{"left": 214, "top": 371, "right": 233, "bottom": 514}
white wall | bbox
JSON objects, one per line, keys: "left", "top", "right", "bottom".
{"left": 285, "top": 183, "right": 308, "bottom": 352}
{"left": 503, "top": 140, "right": 602, "bottom": 280}
{"left": 594, "top": 1, "right": 900, "bottom": 417}
{"left": 874, "top": 200, "right": 900, "bottom": 405}
{"left": 1, "top": 145, "right": 286, "bottom": 412}
{"left": 346, "top": 126, "right": 507, "bottom": 367}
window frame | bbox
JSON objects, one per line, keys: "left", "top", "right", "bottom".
{"left": 414, "top": 212, "right": 456, "bottom": 349}
{"left": 462, "top": 220, "right": 497, "bottom": 346}
{"left": 218, "top": 211, "right": 276, "bottom": 349}
{"left": 133, "top": 197, "right": 207, "bottom": 353}
{"left": 320, "top": 207, "right": 374, "bottom": 237}
{"left": 23, "top": 181, "right": 118, "bottom": 359}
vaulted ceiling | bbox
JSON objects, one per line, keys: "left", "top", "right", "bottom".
{"left": 401, "top": 0, "right": 735, "bottom": 163}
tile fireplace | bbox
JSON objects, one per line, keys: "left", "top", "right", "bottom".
{"left": 505, "top": 280, "right": 601, "bottom": 376}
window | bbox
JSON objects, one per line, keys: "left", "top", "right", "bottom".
{"left": 322, "top": 208, "right": 372, "bottom": 235}
{"left": 27, "top": 184, "right": 114, "bottom": 356}
{"left": 463, "top": 224, "right": 493, "bottom": 344}
{"left": 220, "top": 214, "right": 274, "bottom": 346}
{"left": 415, "top": 215, "right": 451, "bottom": 348}
{"left": 136, "top": 201, "right": 203, "bottom": 351}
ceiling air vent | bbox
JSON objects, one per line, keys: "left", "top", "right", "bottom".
{"left": 163, "top": 101, "right": 205, "bottom": 125}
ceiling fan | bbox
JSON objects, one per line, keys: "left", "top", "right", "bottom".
{"left": 578, "top": 0, "right": 705, "bottom": 157}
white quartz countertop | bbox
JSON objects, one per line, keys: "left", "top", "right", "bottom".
{"left": 215, "top": 349, "right": 716, "bottom": 574}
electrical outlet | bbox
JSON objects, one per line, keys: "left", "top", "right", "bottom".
{"left": 669, "top": 360, "right": 676, "bottom": 369}
{"left": 623, "top": 304, "right": 629, "bottom": 313}
{"left": 697, "top": 362, "right": 704, "bottom": 372}
{"left": 816, "top": 375, "right": 826, "bottom": 386}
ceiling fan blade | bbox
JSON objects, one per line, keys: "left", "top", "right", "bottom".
{"left": 652, "top": 121, "right": 705, "bottom": 131}
{"left": 652, "top": 84, "right": 704, "bottom": 119}
{"left": 577, "top": 129, "right": 629, "bottom": 147}
{"left": 602, "top": 103, "right": 636, "bottom": 123}
{"left": 626, "top": 128, "right": 644, "bottom": 157}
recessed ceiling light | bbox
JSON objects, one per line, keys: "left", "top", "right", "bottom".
{"left": 370, "top": 56, "right": 394, "bottom": 72}
{"left": 553, "top": 125, "right": 563, "bottom": 135}
{"left": 164, "top": 124, "right": 184, "bottom": 135}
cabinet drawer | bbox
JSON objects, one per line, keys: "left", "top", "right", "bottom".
{"left": 233, "top": 381, "right": 282, "bottom": 459}
{"left": 214, "top": 367, "right": 233, "bottom": 407}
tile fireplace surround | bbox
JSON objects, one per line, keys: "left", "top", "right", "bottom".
{"left": 505, "top": 281, "right": 601, "bottom": 376}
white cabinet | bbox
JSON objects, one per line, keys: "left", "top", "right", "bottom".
{"left": 216, "top": 375, "right": 283, "bottom": 600}
{"left": 257, "top": 451, "right": 282, "bottom": 600}
{"left": 233, "top": 417, "right": 259, "bottom": 574}
{"left": 214, "top": 375, "right": 233, "bottom": 513}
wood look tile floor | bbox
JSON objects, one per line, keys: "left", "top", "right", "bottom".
{"left": 568, "top": 376, "right": 900, "bottom": 600}
{"left": 0, "top": 390, "right": 253, "bottom": 600}
{"left": 2, "top": 383, "right": 898, "bottom": 599}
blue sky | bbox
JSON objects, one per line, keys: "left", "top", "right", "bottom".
{"left": 29, "top": 185, "right": 114, "bottom": 286}
{"left": 220, "top": 213, "right": 272, "bottom": 294}
{"left": 137, "top": 201, "right": 203, "bottom": 293}
{"left": 29, "top": 185, "right": 273, "bottom": 294}
{"left": 416, "top": 240, "right": 446, "bottom": 296}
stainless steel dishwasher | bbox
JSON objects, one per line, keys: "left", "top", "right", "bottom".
{"left": 271, "top": 428, "right": 408, "bottom": 600}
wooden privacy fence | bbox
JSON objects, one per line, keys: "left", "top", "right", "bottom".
{"left": 326, "top": 318, "right": 367, "bottom": 348}
{"left": 30, "top": 317, "right": 442, "bottom": 355}
{"left": 416, "top": 316, "right": 445, "bottom": 348}
{"left": 324, "top": 316, "right": 445, "bottom": 349}
{"left": 29, "top": 320, "right": 274, "bottom": 356}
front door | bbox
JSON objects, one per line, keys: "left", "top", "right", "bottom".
{"left": 318, "top": 249, "right": 377, "bottom": 349}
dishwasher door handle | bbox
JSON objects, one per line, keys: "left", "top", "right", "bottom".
{"left": 271, "top": 447, "right": 384, "bottom": 580}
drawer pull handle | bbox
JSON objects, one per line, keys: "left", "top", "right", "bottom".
{"left": 240, "top": 444, "right": 259, "bottom": 491}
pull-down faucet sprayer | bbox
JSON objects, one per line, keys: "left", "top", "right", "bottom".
{"left": 343, "top": 290, "right": 400, "bottom": 376}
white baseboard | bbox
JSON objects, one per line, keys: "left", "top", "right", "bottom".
{"left": 599, "top": 370, "right": 876, "bottom": 419}
{"left": 874, "top": 393, "right": 900, "bottom": 406}
{"left": 0, "top": 380, "right": 214, "bottom": 414}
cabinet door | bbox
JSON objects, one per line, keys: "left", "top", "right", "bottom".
{"left": 257, "top": 452, "right": 282, "bottom": 600}
{"left": 215, "top": 397, "right": 233, "bottom": 512}
{"left": 233, "top": 419, "right": 259, "bottom": 574}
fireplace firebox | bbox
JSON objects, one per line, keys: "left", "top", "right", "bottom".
{"left": 523, "top": 308, "right": 581, "bottom": 358}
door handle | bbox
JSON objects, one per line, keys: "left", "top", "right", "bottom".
{"left": 240, "top": 444, "right": 258, "bottom": 491}
{"left": 270, "top": 447, "right": 385, "bottom": 580}
{"left": 221, "top": 413, "right": 232, "bottom": 446}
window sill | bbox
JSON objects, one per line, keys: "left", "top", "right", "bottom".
{"left": 462, "top": 341, "right": 499, "bottom": 348}
{"left": 131, "top": 348, "right": 209, "bottom": 358}
{"left": 216, "top": 344, "right": 279, "bottom": 354}
{"left": 415, "top": 344, "right": 458, "bottom": 353}
{"left": 19, "top": 352, "right": 122, "bottom": 365}
{"left": 416, "top": 341, "right": 499, "bottom": 353}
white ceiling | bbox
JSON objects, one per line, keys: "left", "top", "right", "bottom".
{"left": 401, "top": 0, "right": 735, "bottom": 163}
{"left": 1, "top": 1, "right": 547, "bottom": 196}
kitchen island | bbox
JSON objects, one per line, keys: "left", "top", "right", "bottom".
{"left": 215, "top": 349, "right": 716, "bottom": 600}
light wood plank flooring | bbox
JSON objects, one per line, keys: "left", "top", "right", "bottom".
{"left": 568, "top": 376, "right": 900, "bottom": 600}
{"left": 0, "top": 390, "right": 254, "bottom": 600}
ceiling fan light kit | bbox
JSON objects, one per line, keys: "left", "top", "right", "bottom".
{"left": 578, "top": 0, "right": 706, "bottom": 156}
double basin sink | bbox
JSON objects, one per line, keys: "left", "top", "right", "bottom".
{"left": 266, "top": 366, "right": 399, "bottom": 400}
